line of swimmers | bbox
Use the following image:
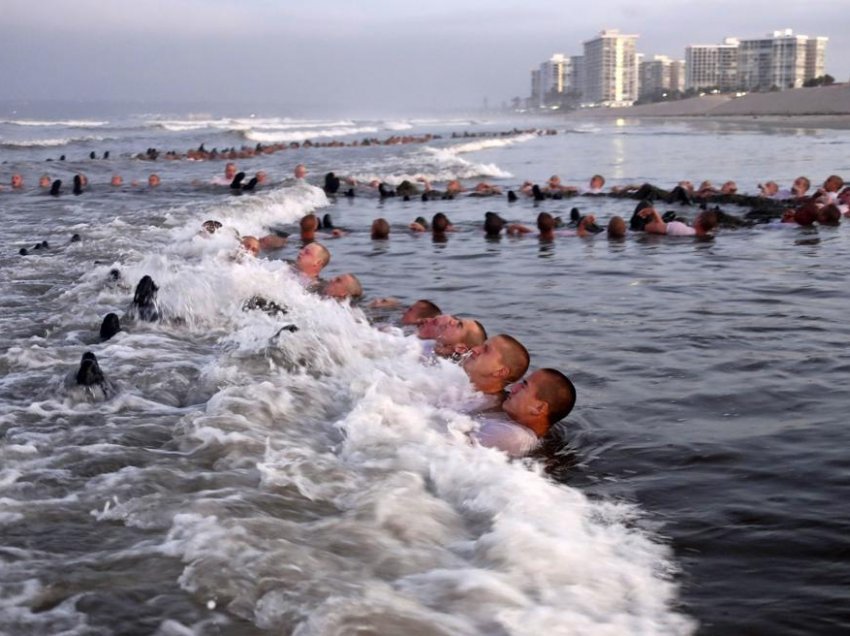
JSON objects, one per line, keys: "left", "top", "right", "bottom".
{"left": 129, "top": 128, "right": 551, "bottom": 161}
{"left": 6, "top": 164, "right": 848, "bottom": 231}
{"left": 235, "top": 198, "right": 843, "bottom": 259}
{"left": 206, "top": 219, "right": 576, "bottom": 456}
{"left": 68, "top": 220, "right": 575, "bottom": 458}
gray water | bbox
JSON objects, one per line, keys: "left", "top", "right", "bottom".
{"left": 1, "top": 112, "right": 849, "bottom": 635}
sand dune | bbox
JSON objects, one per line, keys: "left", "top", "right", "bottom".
{"left": 573, "top": 84, "right": 850, "bottom": 119}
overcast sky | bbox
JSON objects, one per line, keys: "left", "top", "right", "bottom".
{"left": 1, "top": 0, "right": 847, "bottom": 116}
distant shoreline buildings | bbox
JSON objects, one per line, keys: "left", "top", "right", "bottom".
{"left": 528, "top": 28, "right": 829, "bottom": 110}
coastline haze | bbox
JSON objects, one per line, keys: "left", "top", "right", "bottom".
{"left": 2, "top": 0, "right": 848, "bottom": 116}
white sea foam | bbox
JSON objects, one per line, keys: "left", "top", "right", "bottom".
{"left": 0, "top": 135, "right": 108, "bottom": 148}
{"left": 66, "top": 230, "right": 689, "bottom": 633}
{"left": 0, "top": 133, "right": 693, "bottom": 634}
{"left": 147, "top": 291, "right": 693, "bottom": 633}
{"left": 343, "top": 133, "right": 535, "bottom": 184}
{"left": 243, "top": 126, "right": 380, "bottom": 144}
{"left": 383, "top": 120, "right": 414, "bottom": 131}
{"left": 445, "top": 132, "right": 538, "bottom": 155}
{"left": 349, "top": 153, "right": 513, "bottom": 184}
{"left": 0, "top": 119, "right": 110, "bottom": 127}
{"left": 150, "top": 117, "right": 357, "bottom": 134}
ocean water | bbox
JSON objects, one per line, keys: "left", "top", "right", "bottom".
{"left": 1, "top": 112, "right": 849, "bottom": 636}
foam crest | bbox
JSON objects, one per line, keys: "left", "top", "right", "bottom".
{"left": 149, "top": 117, "right": 357, "bottom": 133}
{"left": 0, "top": 119, "right": 110, "bottom": 127}
{"left": 0, "top": 135, "right": 108, "bottom": 148}
{"left": 383, "top": 120, "right": 414, "bottom": 131}
{"left": 446, "top": 133, "right": 537, "bottom": 155}
{"left": 214, "top": 183, "right": 329, "bottom": 234}
{"left": 243, "top": 126, "right": 380, "bottom": 144}
{"left": 146, "top": 286, "right": 692, "bottom": 633}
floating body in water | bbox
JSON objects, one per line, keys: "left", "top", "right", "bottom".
{"left": 131, "top": 275, "right": 160, "bottom": 322}
{"left": 64, "top": 351, "right": 115, "bottom": 401}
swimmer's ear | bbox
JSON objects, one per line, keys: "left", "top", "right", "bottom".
{"left": 494, "top": 366, "right": 510, "bottom": 379}
{"left": 530, "top": 399, "right": 548, "bottom": 417}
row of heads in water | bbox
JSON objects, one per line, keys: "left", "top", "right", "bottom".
{"left": 70, "top": 261, "right": 575, "bottom": 447}
{"left": 199, "top": 214, "right": 578, "bottom": 440}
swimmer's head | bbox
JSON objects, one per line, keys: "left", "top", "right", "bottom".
{"left": 446, "top": 179, "right": 463, "bottom": 194}
{"left": 11, "top": 174, "right": 23, "bottom": 189}
{"left": 401, "top": 299, "right": 440, "bottom": 326}
{"left": 296, "top": 242, "right": 330, "bottom": 278}
{"left": 793, "top": 176, "right": 811, "bottom": 195}
{"left": 695, "top": 210, "right": 718, "bottom": 235}
{"left": 607, "top": 215, "right": 626, "bottom": 239}
{"left": 111, "top": 174, "right": 123, "bottom": 187}
{"left": 590, "top": 174, "right": 605, "bottom": 190}
{"left": 503, "top": 368, "right": 576, "bottom": 436}
{"left": 300, "top": 213, "right": 319, "bottom": 238}
{"left": 38, "top": 174, "right": 51, "bottom": 188}
{"left": 148, "top": 173, "right": 161, "bottom": 187}
{"left": 463, "top": 334, "right": 530, "bottom": 394}
{"left": 432, "top": 213, "right": 451, "bottom": 234}
{"left": 225, "top": 162, "right": 238, "bottom": 179}
{"left": 294, "top": 164, "right": 308, "bottom": 179}
{"left": 371, "top": 218, "right": 390, "bottom": 240}
{"left": 241, "top": 236, "right": 260, "bottom": 256}
{"left": 484, "top": 212, "right": 505, "bottom": 237}
{"left": 202, "top": 220, "right": 223, "bottom": 234}
{"left": 537, "top": 212, "right": 556, "bottom": 234}
{"left": 324, "top": 273, "right": 363, "bottom": 300}
{"left": 817, "top": 204, "right": 841, "bottom": 226}
{"left": 794, "top": 203, "right": 818, "bottom": 227}
{"left": 824, "top": 175, "right": 844, "bottom": 193}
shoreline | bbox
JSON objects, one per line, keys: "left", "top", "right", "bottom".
{"left": 563, "top": 84, "right": 850, "bottom": 129}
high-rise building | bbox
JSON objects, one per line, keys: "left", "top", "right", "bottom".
{"left": 530, "top": 68, "right": 542, "bottom": 108}
{"left": 805, "top": 37, "right": 828, "bottom": 81}
{"left": 685, "top": 38, "right": 739, "bottom": 91}
{"left": 540, "top": 54, "right": 571, "bottom": 103}
{"left": 670, "top": 59, "right": 686, "bottom": 93}
{"left": 738, "top": 29, "right": 811, "bottom": 90}
{"left": 685, "top": 30, "right": 828, "bottom": 92}
{"left": 639, "top": 55, "right": 684, "bottom": 99}
{"left": 569, "top": 55, "right": 585, "bottom": 98}
{"left": 582, "top": 29, "right": 639, "bottom": 106}
{"left": 531, "top": 53, "right": 584, "bottom": 108}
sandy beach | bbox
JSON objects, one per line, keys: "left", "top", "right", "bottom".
{"left": 570, "top": 84, "right": 850, "bottom": 127}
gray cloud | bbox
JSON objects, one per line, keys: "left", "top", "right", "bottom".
{"left": 1, "top": 0, "right": 846, "bottom": 116}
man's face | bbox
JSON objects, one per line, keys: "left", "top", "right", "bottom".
{"left": 463, "top": 338, "right": 506, "bottom": 383}
{"left": 324, "top": 275, "right": 352, "bottom": 299}
{"left": 225, "top": 163, "right": 237, "bottom": 179}
{"left": 825, "top": 177, "right": 842, "bottom": 193}
{"left": 401, "top": 302, "right": 432, "bottom": 326}
{"left": 435, "top": 315, "right": 469, "bottom": 345}
{"left": 417, "top": 314, "right": 452, "bottom": 339}
{"left": 296, "top": 244, "right": 323, "bottom": 272}
{"left": 793, "top": 177, "right": 809, "bottom": 194}
{"left": 502, "top": 371, "right": 545, "bottom": 425}
{"left": 590, "top": 176, "right": 604, "bottom": 190}
{"left": 242, "top": 238, "right": 260, "bottom": 256}
{"left": 148, "top": 174, "right": 160, "bottom": 187}
{"left": 11, "top": 174, "right": 23, "bottom": 188}
{"left": 295, "top": 165, "right": 307, "bottom": 179}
